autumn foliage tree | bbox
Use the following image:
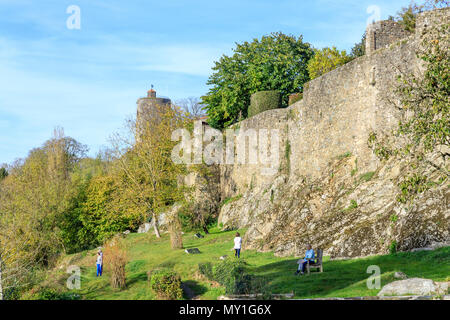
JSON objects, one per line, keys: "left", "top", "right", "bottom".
{"left": 111, "top": 103, "right": 190, "bottom": 245}
{"left": 307, "top": 46, "right": 353, "bottom": 80}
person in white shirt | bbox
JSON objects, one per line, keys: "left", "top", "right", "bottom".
{"left": 96, "top": 249, "right": 103, "bottom": 277}
{"left": 295, "top": 244, "right": 315, "bottom": 275}
{"left": 234, "top": 232, "right": 242, "bottom": 258}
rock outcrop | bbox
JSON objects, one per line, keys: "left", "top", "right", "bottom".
{"left": 378, "top": 278, "right": 449, "bottom": 297}
{"left": 219, "top": 152, "right": 449, "bottom": 258}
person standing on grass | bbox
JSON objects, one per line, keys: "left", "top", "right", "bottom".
{"left": 234, "top": 232, "right": 242, "bottom": 258}
{"left": 295, "top": 244, "right": 315, "bottom": 276}
{"left": 96, "top": 249, "right": 103, "bottom": 277}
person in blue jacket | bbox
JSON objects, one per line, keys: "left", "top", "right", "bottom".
{"left": 295, "top": 244, "right": 315, "bottom": 275}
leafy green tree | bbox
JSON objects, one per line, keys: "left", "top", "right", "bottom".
{"left": 202, "top": 32, "right": 314, "bottom": 128}
{"left": 77, "top": 175, "right": 143, "bottom": 247}
{"left": 307, "top": 47, "right": 353, "bottom": 80}
{"left": 392, "top": 0, "right": 448, "bottom": 33}
{"left": 396, "top": 2, "right": 425, "bottom": 32}
{"left": 351, "top": 32, "right": 366, "bottom": 58}
{"left": 0, "top": 167, "right": 7, "bottom": 181}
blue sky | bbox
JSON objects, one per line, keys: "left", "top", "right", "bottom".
{"left": 0, "top": 0, "right": 414, "bottom": 165}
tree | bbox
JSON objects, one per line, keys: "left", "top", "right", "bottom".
{"left": 393, "top": 0, "right": 448, "bottom": 33}
{"left": 307, "top": 47, "right": 353, "bottom": 80}
{"left": 176, "top": 97, "right": 205, "bottom": 119}
{"left": 396, "top": 23, "right": 449, "bottom": 162}
{"left": 0, "top": 129, "right": 87, "bottom": 267}
{"left": 76, "top": 175, "right": 143, "bottom": 248}
{"left": 180, "top": 164, "right": 220, "bottom": 234}
{"left": 350, "top": 32, "right": 366, "bottom": 58}
{"left": 0, "top": 202, "right": 45, "bottom": 300}
{"left": 167, "top": 205, "right": 184, "bottom": 249}
{"left": 396, "top": 1, "right": 425, "bottom": 32}
{"left": 202, "top": 32, "right": 314, "bottom": 129}
{"left": 111, "top": 104, "right": 190, "bottom": 241}
{"left": 0, "top": 167, "right": 7, "bottom": 181}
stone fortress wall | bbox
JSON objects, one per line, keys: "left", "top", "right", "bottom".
{"left": 219, "top": 8, "right": 449, "bottom": 200}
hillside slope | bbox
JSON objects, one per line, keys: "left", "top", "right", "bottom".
{"left": 33, "top": 228, "right": 450, "bottom": 300}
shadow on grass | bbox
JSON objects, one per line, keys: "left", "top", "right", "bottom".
{"left": 127, "top": 271, "right": 149, "bottom": 286}
{"left": 182, "top": 280, "right": 208, "bottom": 299}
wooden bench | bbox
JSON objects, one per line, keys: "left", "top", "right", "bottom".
{"left": 306, "top": 248, "right": 323, "bottom": 274}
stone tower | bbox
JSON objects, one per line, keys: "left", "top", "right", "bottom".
{"left": 136, "top": 88, "right": 172, "bottom": 132}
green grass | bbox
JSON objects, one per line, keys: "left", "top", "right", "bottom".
{"left": 53, "top": 228, "right": 449, "bottom": 300}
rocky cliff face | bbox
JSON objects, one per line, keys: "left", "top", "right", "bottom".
{"left": 213, "top": 8, "right": 449, "bottom": 258}
{"left": 219, "top": 152, "right": 448, "bottom": 258}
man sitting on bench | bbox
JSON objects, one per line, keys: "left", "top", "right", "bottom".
{"left": 295, "top": 244, "right": 315, "bottom": 276}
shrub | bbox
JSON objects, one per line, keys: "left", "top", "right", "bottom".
{"left": 199, "top": 260, "right": 270, "bottom": 296}
{"left": 150, "top": 268, "right": 183, "bottom": 300}
{"left": 104, "top": 237, "right": 128, "bottom": 290}
{"left": 249, "top": 276, "right": 271, "bottom": 300}
{"left": 198, "top": 262, "right": 214, "bottom": 280}
{"left": 389, "top": 240, "right": 398, "bottom": 254}
{"left": 212, "top": 259, "right": 252, "bottom": 295}
{"left": 397, "top": 174, "right": 430, "bottom": 204}
{"left": 248, "top": 91, "right": 281, "bottom": 118}
{"left": 29, "top": 287, "right": 80, "bottom": 300}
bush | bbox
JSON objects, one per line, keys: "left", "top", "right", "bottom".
{"left": 214, "top": 260, "right": 251, "bottom": 295}
{"left": 248, "top": 91, "right": 281, "bottom": 118}
{"left": 389, "top": 240, "right": 398, "bottom": 255}
{"left": 198, "top": 260, "right": 270, "bottom": 296}
{"left": 198, "top": 262, "right": 214, "bottom": 280}
{"left": 29, "top": 287, "right": 80, "bottom": 300}
{"left": 150, "top": 268, "right": 183, "bottom": 300}
{"left": 104, "top": 238, "right": 128, "bottom": 290}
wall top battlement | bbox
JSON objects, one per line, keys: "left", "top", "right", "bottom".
{"left": 365, "top": 7, "right": 450, "bottom": 55}
{"left": 365, "top": 20, "right": 411, "bottom": 55}
{"left": 415, "top": 7, "right": 450, "bottom": 35}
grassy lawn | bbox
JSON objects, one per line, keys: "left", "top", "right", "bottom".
{"left": 52, "top": 227, "right": 449, "bottom": 300}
